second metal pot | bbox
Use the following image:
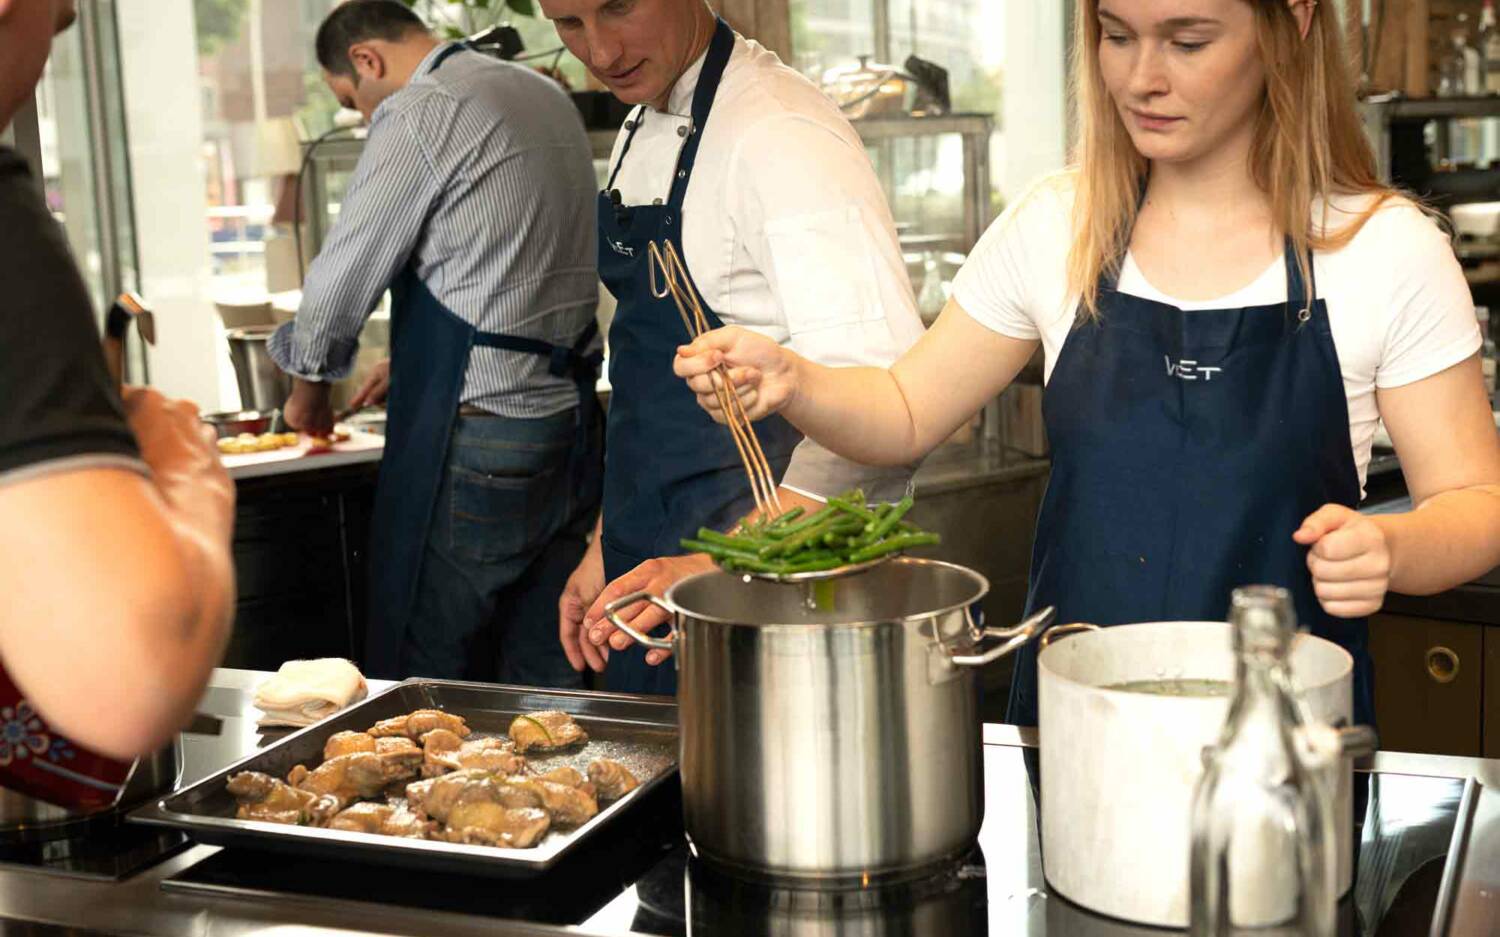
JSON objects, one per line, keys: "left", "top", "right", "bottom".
{"left": 226, "top": 326, "right": 293, "bottom": 412}
{"left": 606, "top": 558, "right": 1052, "bottom": 883}
{"left": 0, "top": 735, "right": 182, "bottom": 843}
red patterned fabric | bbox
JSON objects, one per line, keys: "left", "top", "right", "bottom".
{"left": 0, "top": 665, "right": 131, "bottom": 809}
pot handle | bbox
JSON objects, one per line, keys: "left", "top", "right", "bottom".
{"left": 949, "top": 606, "right": 1056, "bottom": 667}
{"left": 1038, "top": 621, "right": 1101, "bottom": 651}
{"left": 602, "top": 591, "right": 678, "bottom": 651}
{"left": 1297, "top": 723, "right": 1380, "bottom": 767}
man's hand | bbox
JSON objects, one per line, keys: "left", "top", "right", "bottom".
{"left": 1294, "top": 504, "right": 1392, "bottom": 618}
{"left": 559, "top": 537, "right": 610, "bottom": 672}
{"left": 584, "top": 553, "right": 716, "bottom": 666}
{"left": 283, "top": 378, "right": 334, "bottom": 434}
{"left": 346, "top": 359, "right": 391, "bottom": 410}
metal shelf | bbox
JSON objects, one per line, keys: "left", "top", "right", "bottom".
{"left": 1378, "top": 96, "right": 1500, "bottom": 121}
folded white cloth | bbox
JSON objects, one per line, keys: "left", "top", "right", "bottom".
{"left": 253, "top": 658, "right": 368, "bottom": 728}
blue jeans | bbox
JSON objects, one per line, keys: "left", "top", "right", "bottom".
{"left": 402, "top": 405, "right": 602, "bottom": 687}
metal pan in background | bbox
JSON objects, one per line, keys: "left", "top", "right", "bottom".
{"left": 129, "top": 679, "right": 678, "bottom": 877}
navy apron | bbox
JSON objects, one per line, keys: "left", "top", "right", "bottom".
{"left": 595, "top": 19, "right": 801, "bottom": 694}
{"left": 365, "top": 43, "right": 604, "bottom": 679}
{"left": 1006, "top": 240, "right": 1375, "bottom": 728}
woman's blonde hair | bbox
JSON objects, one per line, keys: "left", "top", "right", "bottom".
{"left": 1068, "top": 0, "right": 1397, "bottom": 316}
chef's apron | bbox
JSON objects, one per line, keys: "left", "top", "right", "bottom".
{"left": 596, "top": 19, "right": 801, "bottom": 694}
{"left": 1006, "top": 240, "right": 1375, "bottom": 728}
{"left": 365, "top": 42, "right": 604, "bottom": 679}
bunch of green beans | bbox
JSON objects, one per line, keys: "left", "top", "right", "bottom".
{"left": 680, "top": 489, "right": 940, "bottom": 576}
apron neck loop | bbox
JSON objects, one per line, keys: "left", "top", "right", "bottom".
{"left": 664, "top": 17, "right": 734, "bottom": 209}
{"left": 1282, "top": 236, "right": 1317, "bottom": 325}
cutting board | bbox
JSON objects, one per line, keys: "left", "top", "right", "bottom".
{"left": 219, "top": 429, "right": 385, "bottom": 480}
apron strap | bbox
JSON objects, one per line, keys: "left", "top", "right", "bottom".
{"left": 427, "top": 41, "right": 469, "bottom": 75}
{"left": 665, "top": 18, "right": 735, "bottom": 211}
{"left": 473, "top": 320, "right": 600, "bottom": 384}
{"left": 605, "top": 106, "right": 648, "bottom": 193}
{"left": 1282, "top": 236, "right": 1318, "bottom": 325}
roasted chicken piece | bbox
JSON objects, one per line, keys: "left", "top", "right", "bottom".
{"left": 534, "top": 765, "right": 586, "bottom": 788}
{"left": 442, "top": 803, "right": 550, "bottom": 848}
{"left": 511, "top": 778, "right": 598, "bottom": 828}
{"left": 420, "top": 728, "right": 526, "bottom": 778}
{"left": 287, "top": 752, "right": 387, "bottom": 804}
{"left": 508, "top": 711, "right": 587, "bottom": 753}
{"left": 327, "top": 801, "right": 434, "bottom": 838}
{"left": 323, "top": 730, "right": 377, "bottom": 760}
{"left": 374, "top": 735, "right": 424, "bottom": 782}
{"left": 587, "top": 759, "right": 640, "bottom": 800}
{"left": 368, "top": 709, "right": 469, "bottom": 740}
{"left": 404, "top": 769, "right": 501, "bottom": 823}
{"left": 227, "top": 771, "right": 338, "bottom": 825}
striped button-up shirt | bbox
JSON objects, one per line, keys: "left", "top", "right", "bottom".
{"left": 269, "top": 44, "right": 600, "bottom": 418}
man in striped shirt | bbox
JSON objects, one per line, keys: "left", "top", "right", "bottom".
{"left": 271, "top": 0, "right": 603, "bottom": 687}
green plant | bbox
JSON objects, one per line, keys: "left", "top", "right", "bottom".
{"left": 195, "top": 0, "right": 250, "bottom": 57}
{"left": 401, "top": 0, "right": 536, "bottom": 39}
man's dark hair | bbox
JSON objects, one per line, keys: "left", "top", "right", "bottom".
{"left": 315, "top": 0, "right": 428, "bottom": 78}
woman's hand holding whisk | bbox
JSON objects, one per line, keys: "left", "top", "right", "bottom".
{"left": 675, "top": 326, "right": 800, "bottom": 423}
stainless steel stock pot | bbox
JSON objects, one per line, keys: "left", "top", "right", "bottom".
{"left": 606, "top": 558, "right": 1053, "bottom": 883}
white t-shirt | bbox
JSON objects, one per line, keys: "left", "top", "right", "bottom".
{"left": 951, "top": 175, "right": 1482, "bottom": 494}
{"left": 606, "top": 33, "right": 925, "bottom": 500}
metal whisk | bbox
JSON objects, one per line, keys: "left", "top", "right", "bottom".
{"left": 649, "top": 240, "right": 783, "bottom": 519}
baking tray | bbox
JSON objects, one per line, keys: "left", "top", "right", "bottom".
{"left": 129, "top": 679, "right": 678, "bottom": 877}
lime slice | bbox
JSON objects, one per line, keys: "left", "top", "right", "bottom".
{"left": 515, "top": 714, "right": 554, "bottom": 745}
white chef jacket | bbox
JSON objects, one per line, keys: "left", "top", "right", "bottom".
{"left": 606, "top": 32, "right": 926, "bottom": 501}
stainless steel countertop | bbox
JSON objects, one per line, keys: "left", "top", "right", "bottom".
{"left": 1, "top": 669, "right": 1496, "bottom": 936}
{"left": 912, "top": 439, "right": 1050, "bottom": 495}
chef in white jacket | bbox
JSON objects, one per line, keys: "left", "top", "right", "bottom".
{"left": 541, "top": 0, "right": 926, "bottom": 693}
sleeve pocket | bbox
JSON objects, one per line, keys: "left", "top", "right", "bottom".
{"left": 765, "top": 205, "right": 883, "bottom": 334}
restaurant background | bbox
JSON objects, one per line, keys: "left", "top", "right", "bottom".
{"left": 7, "top": 0, "right": 1068, "bottom": 412}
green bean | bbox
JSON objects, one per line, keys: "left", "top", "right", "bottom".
{"left": 766, "top": 506, "right": 805, "bottom": 528}
{"left": 828, "top": 495, "right": 880, "bottom": 523}
{"left": 696, "top": 489, "right": 940, "bottom": 575}
{"left": 696, "top": 528, "right": 770, "bottom": 551}
{"left": 771, "top": 505, "right": 838, "bottom": 537}
{"left": 680, "top": 538, "right": 763, "bottom": 563}
{"left": 760, "top": 517, "right": 841, "bottom": 559}
{"left": 862, "top": 495, "right": 914, "bottom": 542}
{"left": 847, "top": 531, "right": 940, "bottom": 564}
{"left": 722, "top": 556, "right": 793, "bottom": 574}
{"left": 780, "top": 555, "right": 847, "bottom": 573}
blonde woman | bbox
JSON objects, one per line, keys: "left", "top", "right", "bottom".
{"left": 671, "top": 0, "right": 1500, "bottom": 726}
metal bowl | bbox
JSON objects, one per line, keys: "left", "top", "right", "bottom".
{"left": 202, "top": 410, "right": 277, "bottom": 438}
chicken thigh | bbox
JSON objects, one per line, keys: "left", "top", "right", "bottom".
{"left": 327, "top": 801, "right": 435, "bottom": 838}
{"left": 228, "top": 771, "right": 339, "bottom": 825}
{"left": 322, "top": 730, "right": 377, "bottom": 760}
{"left": 442, "top": 803, "right": 551, "bottom": 848}
{"left": 369, "top": 709, "right": 469, "bottom": 740}
{"left": 587, "top": 759, "right": 640, "bottom": 800}
{"left": 508, "top": 711, "right": 587, "bottom": 753}
{"left": 421, "top": 728, "right": 526, "bottom": 778}
{"left": 287, "top": 752, "right": 387, "bottom": 804}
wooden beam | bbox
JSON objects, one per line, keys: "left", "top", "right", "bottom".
{"left": 710, "top": 0, "right": 791, "bottom": 61}
{"left": 1406, "top": 0, "right": 1430, "bottom": 97}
